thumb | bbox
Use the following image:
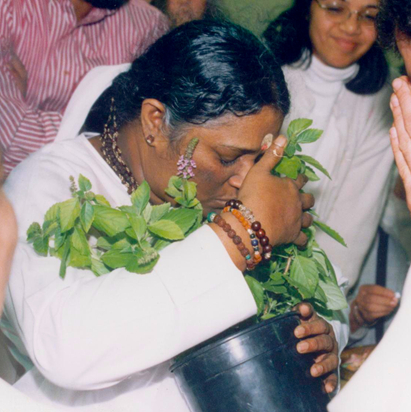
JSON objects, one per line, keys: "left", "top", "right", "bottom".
{"left": 254, "top": 134, "right": 287, "bottom": 172}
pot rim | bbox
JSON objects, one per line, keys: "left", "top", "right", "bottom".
{"left": 171, "top": 311, "right": 299, "bottom": 372}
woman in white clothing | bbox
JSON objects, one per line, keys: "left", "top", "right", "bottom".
{"left": 1, "top": 21, "right": 345, "bottom": 410}
{"left": 264, "top": 0, "right": 399, "bottom": 337}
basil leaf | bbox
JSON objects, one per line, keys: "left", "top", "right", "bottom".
{"left": 27, "top": 222, "right": 42, "bottom": 243}
{"left": 274, "top": 156, "right": 302, "bottom": 179}
{"left": 68, "top": 248, "right": 92, "bottom": 268}
{"left": 287, "top": 118, "right": 313, "bottom": 139}
{"left": 313, "top": 220, "right": 347, "bottom": 247}
{"left": 161, "top": 209, "right": 201, "bottom": 234}
{"left": 318, "top": 279, "right": 348, "bottom": 310}
{"left": 297, "top": 154, "right": 331, "bottom": 179}
{"left": 59, "top": 241, "right": 71, "bottom": 279}
{"left": 93, "top": 205, "right": 130, "bottom": 237}
{"left": 148, "top": 220, "right": 184, "bottom": 240}
{"left": 296, "top": 128, "right": 323, "bottom": 144}
{"left": 78, "top": 174, "right": 92, "bottom": 192}
{"left": 131, "top": 180, "right": 150, "bottom": 214}
{"left": 71, "top": 227, "right": 90, "bottom": 256}
{"left": 126, "top": 250, "right": 160, "bottom": 274}
{"left": 290, "top": 256, "right": 319, "bottom": 298}
{"left": 128, "top": 215, "right": 147, "bottom": 241}
{"left": 80, "top": 201, "right": 94, "bottom": 232}
{"left": 91, "top": 258, "right": 110, "bottom": 277}
{"left": 304, "top": 165, "right": 320, "bottom": 182}
{"left": 101, "top": 249, "right": 134, "bottom": 269}
{"left": 59, "top": 198, "right": 80, "bottom": 233}
{"left": 95, "top": 194, "right": 111, "bottom": 207}
{"left": 44, "top": 203, "right": 60, "bottom": 222}
{"left": 150, "top": 203, "right": 171, "bottom": 223}
{"left": 33, "top": 236, "right": 49, "bottom": 256}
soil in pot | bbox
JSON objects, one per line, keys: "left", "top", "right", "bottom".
{"left": 171, "top": 312, "right": 330, "bottom": 412}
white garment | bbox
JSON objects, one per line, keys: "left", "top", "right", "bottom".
{"left": 282, "top": 55, "right": 394, "bottom": 288}
{"left": 328, "top": 267, "right": 411, "bottom": 412}
{"left": 3, "top": 135, "right": 257, "bottom": 411}
{"left": 1, "top": 64, "right": 349, "bottom": 411}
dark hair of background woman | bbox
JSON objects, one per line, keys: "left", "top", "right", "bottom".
{"left": 377, "top": 0, "right": 411, "bottom": 51}
{"left": 84, "top": 20, "right": 290, "bottom": 137}
{"left": 263, "top": 0, "right": 389, "bottom": 95}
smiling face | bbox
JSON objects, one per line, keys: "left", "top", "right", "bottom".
{"left": 142, "top": 106, "right": 283, "bottom": 215}
{"left": 309, "top": 0, "right": 379, "bottom": 68}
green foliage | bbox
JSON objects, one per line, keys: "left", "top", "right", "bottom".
{"left": 249, "top": 118, "right": 348, "bottom": 320}
{"left": 27, "top": 173, "right": 202, "bottom": 279}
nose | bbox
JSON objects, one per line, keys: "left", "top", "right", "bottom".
{"left": 339, "top": 12, "right": 361, "bottom": 35}
{"left": 227, "top": 158, "right": 254, "bottom": 190}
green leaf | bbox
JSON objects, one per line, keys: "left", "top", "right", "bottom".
{"left": 269, "top": 272, "right": 285, "bottom": 285}
{"left": 68, "top": 247, "right": 92, "bottom": 268}
{"left": 296, "top": 128, "right": 323, "bottom": 144}
{"left": 33, "top": 236, "right": 49, "bottom": 256}
{"left": 285, "top": 143, "right": 297, "bottom": 157}
{"left": 130, "top": 180, "right": 150, "bottom": 214}
{"left": 80, "top": 202, "right": 94, "bottom": 232}
{"left": 290, "top": 255, "right": 319, "bottom": 299}
{"left": 43, "top": 220, "right": 58, "bottom": 237}
{"left": 297, "top": 155, "right": 331, "bottom": 179}
{"left": 153, "top": 239, "right": 172, "bottom": 251}
{"left": 313, "top": 220, "right": 347, "bottom": 247}
{"left": 95, "top": 194, "right": 111, "bottom": 207}
{"left": 78, "top": 174, "right": 92, "bottom": 192}
{"left": 54, "top": 228, "right": 66, "bottom": 251}
{"left": 161, "top": 209, "right": 201, "bottom": 234}
{"left": 284, "top": 276, "right": 312, "bottom": 300}
{"left": 263, "top": 283, "right": 288, "bottom": 294}
{"left": 304, "top": 165, "right": 320, "bottom": 182}
{"left": 150, "top": 203, "right": 171, "bottom": 223}
{"left": 148, "top": 220, "right": 184, "bottom": 240}
{"left": 59, "top": 198, "right": 81, "bottom": 233}
{"left": 125, "top": 250, "right": 159, "bottom": 274}
{"left": 128, "top": 215, "right": 147, "bottom": 241}
{"left": 101, "top": 249, "right": 134, "bottom": 269}
{"left": 59, "top": 241, "right": 70, "bottom": 279}
{"left": 27, "top": 223, "right": 42, "bottom": 243}
{"left": 91, "top": 257, "right": 110, "bottom": 277}
{"left": 93, "top": 205, "right": 130, "bottom": 237}
{"left": 44, "top": 203, "right": 60, "bottom": 222}
{"left": 245, "top": 275, "right": 265, "bottom": 315}
{"left": 318, "top": 279, "right": 348, "bottom": 310}
{"left": 96, "top": 236, "right": 113, "bottom": 251}
{"left": 112, "top": 238, "right": 133, "bottom": 251}
{"left": 314, "top": 283, "right": 328, "bottom": 305}
{"left": 142, "top": 203, "right": 152, "bottom": 222}
{"left": 165, "top": 186, "right": 181, "bottom": 198}
{"left": 169, "top": 176, "right": 183, "bottom": 189}
{"left": 71, "top": 227, "right": 90, "bottom": 256}
{"left": 287, "top": 118, "right": 313, "bottom": 139}
{"left": 274, "top": 156, "right": 302, "bottom": 179}
{"left": 183, "top": 181, "right": 197, "bottom": 203}
{"left": 119, "top": 206, "right": 139, "bottom": 215}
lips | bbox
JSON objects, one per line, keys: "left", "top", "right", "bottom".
{"left": 333, "top": 37, "right": 358, "bottom": 52}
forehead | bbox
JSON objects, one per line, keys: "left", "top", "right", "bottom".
{"left": 199, "top": 106, "right": 283, "bottom": 148}
{"left": 331, "top": 0, "right": 379, "bottom": 7}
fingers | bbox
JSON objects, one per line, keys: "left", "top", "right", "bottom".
{"left": 254, "top": 135, "right": 287, "bottom": 173}
{"left": 310, "top": 353, "right": 339, "bottom": 380}
{"left": 294, "top": 173, "right": 309, "bottom": 190}
{"left": 323, "top": 373, "right": 338, "bottom": 393}
{"left": 301, "top": 212, "right": 313, "bottom": 229}
{"left": 296, "top": 333, "right": 335, "bottom": 356}
{"left": 295, "top": 318, "right": 331, "bottom": 339}
{"left": 392, "top": 76, "right": 411, "bottom": 137}
{"left": 293, "top": 302, "right": 315, "bottom": 319}
{"left": 293, "top": 231, "right": 308, "bottom": 247}
{"left": 301, "top": 192, "right": 315, "bottom": 210}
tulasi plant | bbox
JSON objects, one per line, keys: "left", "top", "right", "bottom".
{"left": 27, "top": 122, "right": 347, "bottom": 320}
{"left": 245, "top": 119, "right": 348, "bottom": 321}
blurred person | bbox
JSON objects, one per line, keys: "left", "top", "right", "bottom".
{"left": 0, "top": 0, "right": 169, "bottom": 177}
{"left": 264, "top": 0, "right": 399, "bottom": 340}
{"left": 328, "top": 1, "right": 411, "bottom": 410}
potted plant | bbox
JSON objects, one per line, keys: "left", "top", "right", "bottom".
{"left": 27, "top": 119, "right": 347, "bottom": 412}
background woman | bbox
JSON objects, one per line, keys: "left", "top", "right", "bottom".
{"left": 1, "top": 21, "right": 346, "bottom": 410}
{"left": 264, "top": 0, "right": 399, "bottom": 340}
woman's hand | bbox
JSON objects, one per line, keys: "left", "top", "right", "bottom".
{"left": 349, "top": 285, "right": 399, "bottom": 333}
{"left": 390, "top": 76, "right": 411, "bottom": 213}
{"left": 238, "top": 135, "right": 315, "bottom": 247}
{"left": 293, "top": 303, "right": 338, "bottom": 394}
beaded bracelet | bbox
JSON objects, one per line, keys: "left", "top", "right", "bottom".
{"left": 224, "top": 200, "right": 272, "bottom": 261}
{"left": 207, "top": 212, "right": 255, "bottom": 271}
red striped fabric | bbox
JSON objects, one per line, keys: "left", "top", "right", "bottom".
{"left": 0, "top": 0, "right": 169, "bottom": 176}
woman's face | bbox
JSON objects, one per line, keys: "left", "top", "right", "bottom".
{"left": 309, "top": 0, "right": 379, "bottom": 68}
{"left": 144, "top": 106, "right": 283, "bottom": 216}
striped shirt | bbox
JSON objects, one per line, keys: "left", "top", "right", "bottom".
{"left": 0, "top": 0, "right": 169, "bottom": 176}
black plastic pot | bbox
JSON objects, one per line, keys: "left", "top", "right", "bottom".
{"left": 171, "top": 312, "right": 330, "bottom": 412}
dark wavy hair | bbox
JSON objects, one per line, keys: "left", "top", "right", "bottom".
{"left": 377, "top": 0, "right": 411, "bottom": 51}
{"left": 84, "top": 20, "right": 290, "bottom": 138}
{"left": 263, "top": 0, "right": 389, "bottom": 95}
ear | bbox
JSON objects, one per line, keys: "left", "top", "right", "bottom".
{"left": 140, "top": 99, "right": 169, "bottom": 145}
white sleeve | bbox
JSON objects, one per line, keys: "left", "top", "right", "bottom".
{"left": 8, "top": 226, "right": 257, "bottom": 391}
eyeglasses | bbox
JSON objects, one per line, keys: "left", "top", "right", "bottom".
{"left": 314, "top": 0, "right": 379, "bottom": 28}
